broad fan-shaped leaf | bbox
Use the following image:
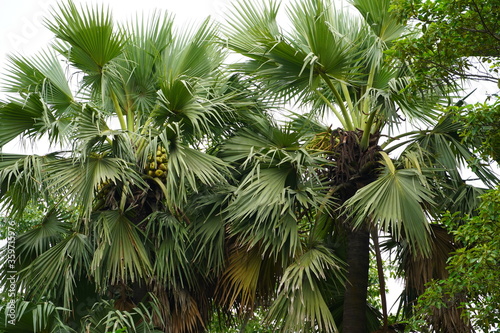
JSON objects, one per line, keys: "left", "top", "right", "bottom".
{"left": 165, "top": 143, "right": 231, "bottom": 209}
{"left": 0, "top": 154, "right": 56, "bottom": 216}
{"left": 268, "top": 244, "right": 343, "bottom": 333}
{"left": 344, "top": 156, "right": 434, "bottom": 254}
{"left": 0, "top": 96, "right": 45, "bottom": 146}
{"left": 349, "top": 0, "right": 405, "bottom": 43}
{"left": 16, "top": 233, "right": 93, "bottom": 311}
{"left": 91, "top": 210, "right": 152, "bottom": 290}
{"left": 146, "top": 212, "right": 194, "bottom": 289}
{"left": 47, "top": 1, "right": 125, "bottom": 72}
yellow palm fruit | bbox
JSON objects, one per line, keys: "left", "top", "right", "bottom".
{"left": 159, "top": 163, "right": 167, "bottom": 171}
{"left": 155, "top": 169, "right": 164, "bottom": 177}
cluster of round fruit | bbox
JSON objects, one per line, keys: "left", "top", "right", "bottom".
{"left": 96, "top": 180, "right": 110, "bottom": 192}
{"left": 95, "top": 179, "right": 112, "bottom": 204}
{"left": 145, "top": 146, "right": 168, "bottom": 180}
{"left": 309, "top": 130, "right": 333, "bottom": 151}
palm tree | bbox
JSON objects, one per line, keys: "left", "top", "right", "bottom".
{"left": 0, "top": 2, "right": 268, "bottom": 332}
{"left": 219, "top": 0, "right": 498, "bottom": 331}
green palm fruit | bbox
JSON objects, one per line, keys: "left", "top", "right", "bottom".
{"left": 155, "top": 169, "right": 164, "bottom": 177}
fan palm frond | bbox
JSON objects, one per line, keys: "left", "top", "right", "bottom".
{"left": 91, "top": 210, "right": 152, "bottom": 291}
{"left": 0, "top": 300, "right": 74, "bottom": 333}
{"left": 164, "top": 142, "right": 231, "bottom": 210}
{"left": 146, "top": 212, "right": 194, "bottom": 289}
{"left": 0, "top": 96, "right": 47, "bottom": 147}
{"left": 0, "top": 154, "right": 57, "bottom": 216}
{"left": 267, "top": 244, "right": 343, "bottom": 333}
{"left": 46, "top": 0, "right": 125, "bottom": 80}
{"left": 16, "top": 232, "right": 93, "bottom": 311}
{"left": 344, "top": 154, "right": 434, "bottom": 255}
{"left": 349, "top": 0, "right": 405, "bottom": 43}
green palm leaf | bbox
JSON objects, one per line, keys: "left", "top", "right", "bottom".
{"left": 224, "top": 0, "right": 315, "bottom": 102}
{"left": 349, "top": 0, "right": 405, "bottom": 43}
{"left": 0, "top": 300, "right": 74, "bottom": 333}
{"left": 120, "top": 11, "right": 174, "bottom": 114}
{"left": 91, "top": 210, "right": 152, "bottom": 291}
{"left": 47, "top": 0, "right": 125, "bottom": 74}
{"left": 162, "top": 19, "right": 223, "bottom": 80}
{"left": 4, "top": 50, "right": 73, "bottom": 104}
{"left": 14, "top": 209, "right": 70, "bottom": 260}
{"left": 146, "top": 212, "right": 194, "bottom": 289}
{"left": 165, "top": 143, "right": 230, "bottom": 209}
{"left": 0, "top": 154, "right": 56, "bottom": 216}
{"left": 17, "top": 233, "right": 93, "bottom": 311}
{"left": 344, "top": 154, "right": 434, "bottom": 254}
{"left": 192, "top": 212, "right": 227, "bottom": 276}
{"left": 287, "top": 0, "right": 361, "bottom": 78}
{"left": 268, "top": 244, "right": 343, "bottom": 333}
{"left": 0, "top": 96, "right": 45, "bottom": 146}
{"left": 0, "top": 51, "right": 76, "bottom": 146}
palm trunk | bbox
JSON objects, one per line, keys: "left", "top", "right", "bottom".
{"left": 342, "top": 228, "right": 370, "bottom": 333}
{"left": 372, "top": 229, "right": 389, "bottom": 332}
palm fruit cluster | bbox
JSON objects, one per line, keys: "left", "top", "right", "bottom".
{"left": 308, "top": 130, "right": 334, "bottom": 151}
{"left": 96, "top": 180, "right": 110, "bottom": 192}
{"left": 95, "top": 179, "right": 112, "bottom": 208}
{"left": 145, "top": 146, "right": 168, "bottom": 180}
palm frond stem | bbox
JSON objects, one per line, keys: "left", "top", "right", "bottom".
{"left": 135, "top": 117, "right": 158, "bottom": 156}
{"left": 362, "top": 65, "right": 376, "bottom": 116}
{"left": 126, "top": 98, "right": 135, "bottom": 133}
{"left": 320, "top": 73, "right": 354, "bottom": 131}
{"left": 110, "top": 90, "right": 127, "bottom": 131}
{"left": 380, "top": 130, "right": 429, "bottom": 150}
{"left": 359, "top": 63, "right": 377, "bottom": 149}
{"left": 360, "top": 106, "right": 380, "bottom": 150}
{"left": 341, "top": 81, "right": 357, "bottom": 124}
{"left": 316, "top": 90, "right": 348, "bottom": 129}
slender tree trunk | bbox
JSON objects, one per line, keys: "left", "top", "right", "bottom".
{"left": 342, "top": 228, "right": 371, "bottom": 333}
{"left": 239, "top": 312, "right": 250, "bottom": 333}
{"left": 372, "top": 229, "right": 389, "bottom": 332}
